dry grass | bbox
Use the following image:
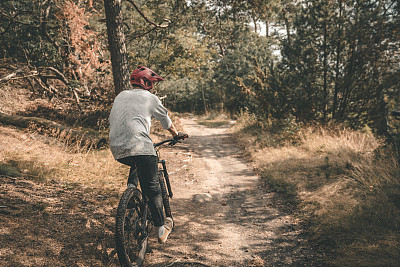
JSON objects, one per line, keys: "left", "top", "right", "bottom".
{"left": 233, "top": 116, "right": 400, "bottom": 266}
{"left": 0, "top": 125, "right": 128, "bottom": 192}
{"left": 0, "top": 82, "right": 184, "bottom": 192}
{"left": 0, "top": 84, "right": 33, "bottom": 115}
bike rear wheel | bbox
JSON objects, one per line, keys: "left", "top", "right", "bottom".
{"left": 158, "top": 171, "right": 172, "bottom": 218}
{"left": 115, "top": 188, "right": 150, "bottom": 267}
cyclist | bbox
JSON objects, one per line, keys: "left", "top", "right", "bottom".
{"left": 109, "top": 65, "right": 186, "bottom": 244}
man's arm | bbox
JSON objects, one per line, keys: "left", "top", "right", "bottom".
{"left": 167, "top": 123, "right": 178, "bottom": 137}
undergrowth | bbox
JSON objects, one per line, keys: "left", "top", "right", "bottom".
{"left": 0, "top": 125, "right": 128, "bottom": 193}
{"left": 232, "top": 112, "right": 400, "bottom": 266}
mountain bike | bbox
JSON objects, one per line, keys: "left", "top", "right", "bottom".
{"left": 114, "top": 136, "right": 187, "bottom": 267}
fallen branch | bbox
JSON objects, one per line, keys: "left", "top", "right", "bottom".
{"left": 0, "top": 111, "right": 107, "bottom": 149}
{"left": 0, "top": 67, "right": 68, "bottom": 86}
{"left": 0, "top": 72, "right": 17, "bottom": 82}
{"left": 73, "top": 89, "right": 83, "bottom": 110}
{"left": 39, "top": 66, "right": 69, "bottom": 85}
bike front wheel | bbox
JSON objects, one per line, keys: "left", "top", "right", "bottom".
{"left": 115, "top": 188, "right": 150, "bottom": 267}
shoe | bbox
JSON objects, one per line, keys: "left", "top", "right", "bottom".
{"left": 158, "top": 217, "right": 173, "bottom": 244}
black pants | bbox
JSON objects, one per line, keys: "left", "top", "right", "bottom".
{"left": 117, "top": 155, "right": 165, "bottom": 227}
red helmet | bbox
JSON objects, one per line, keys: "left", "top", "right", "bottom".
{"left": 130, "top": 65, "right": 164, "bottom": 90}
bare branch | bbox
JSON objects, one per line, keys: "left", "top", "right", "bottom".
{"left": 0, "top": 72, "right": 17, "bottom": 82}
{"left": 39, "top": 67, "right": 69, "bottom": 85}
{"left": 0, "top": 68, "right": 37, "bottom": 83}
{"left": 125, "top": 0, "right": 171, "bottom": 28}
{"left": 0, "top": 66, "right": 69, "bottom": 86}
{"left": 73, "top": 89, "right": 83, "bottom": 110}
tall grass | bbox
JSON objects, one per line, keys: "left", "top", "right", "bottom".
{"left": 0, "top": 125, "right": 128, "bottom": 192}
{"left": 233, "top": 115, "right": 400, "bottom": 266}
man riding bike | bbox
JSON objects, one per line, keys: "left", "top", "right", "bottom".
{"left": 109, "top": 65, "right": 186, "bottom": 243}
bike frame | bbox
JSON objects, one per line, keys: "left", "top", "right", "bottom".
{"left": 159, "top": 159, "right": 173, "bottom": 198}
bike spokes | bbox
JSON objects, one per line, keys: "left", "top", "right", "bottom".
{"left": 115, "top": 188, "right": 149, "bottom": 266}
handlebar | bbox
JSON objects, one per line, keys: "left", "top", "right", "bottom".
{"left": 154, "top": 139, "right": 178, "bottom": 148}
{"left": 154, "top": 134, "right": 188, "bottom": 148}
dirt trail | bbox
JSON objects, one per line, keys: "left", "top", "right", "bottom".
{"left": 145, "top": 117, "right": 323, "bottom": 266}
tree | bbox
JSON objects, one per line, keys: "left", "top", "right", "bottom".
{"left": 103, "top": 0, "right": 130, "bottom": 96}
{"left": 278, "top": 0, "right": 400, "bottom": 135}
{"left": 0, "top": 0, "right": 110, "bottom": 103}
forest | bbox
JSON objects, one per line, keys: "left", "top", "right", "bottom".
{"left": 1, "top": 0, "right": 400, "bottom": 266}
{"left": 1, "top": 0, "right": 399, "bottom": 130}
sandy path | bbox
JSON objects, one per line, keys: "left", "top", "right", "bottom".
{"left": 144, "top": 117, "right": 323, "bottom": 266}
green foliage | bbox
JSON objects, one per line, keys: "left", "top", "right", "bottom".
{"left": 0, "top": 0, "right": 111, "bottom": 104}
{"left": 158, "top": 77, "right": 202, "bottom": 113}
{"left": 279, "top": 0, "right": 400, "bottom": 134}
{"left": 0, "top": 0, "right": 62, "bottom": 67}
{"left": 213, "top": 28, "right": 274, "bottom": 114}
{"left": 2, "top": 0, "right": 399, "bottom": 135}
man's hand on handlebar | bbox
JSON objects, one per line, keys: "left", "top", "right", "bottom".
{"left": 174, "top": 132, "right": 188, "bottom": 141}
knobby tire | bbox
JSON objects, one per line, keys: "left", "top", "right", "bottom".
{"left": 115, "top": 188, "right": 149, "bottom": 267}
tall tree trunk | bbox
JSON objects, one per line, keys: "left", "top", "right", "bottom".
{"left": 332, "top": 0, "right": 343, "bottom": 119}
{"left": 322, "top": 23, "right": 328, "bottom": 122}
{"left": 252, "top": 14, "right": 258, "bottom": 33}
{"left": 374, "top": 89, "right": 389, "bottom": 137}
{"left": 282, "top": 9, "right": 291, "bottom": 46}
{"left": 201, "top": 88, "right": 208, "bottom": 115}
{"left": 103, "top": 0, "right": 130, "bottom": 96}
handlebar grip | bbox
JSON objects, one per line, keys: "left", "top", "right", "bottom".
{"left": 174, "top": 132, "right": 188, "bottom": 141}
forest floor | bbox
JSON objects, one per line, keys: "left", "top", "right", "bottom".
{"left": 0, "top": 116, "right": 328, "bottom": 266}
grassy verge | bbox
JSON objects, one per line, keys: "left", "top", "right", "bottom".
{"left": 0, "top": 125, "right": 128, "bottom": 192}
{"left": 232, "top": 113, "right": 400, "bottom": 266}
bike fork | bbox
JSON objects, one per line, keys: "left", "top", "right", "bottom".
{"left": 160, "top": 160, "right": 173, "bottom": 198}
